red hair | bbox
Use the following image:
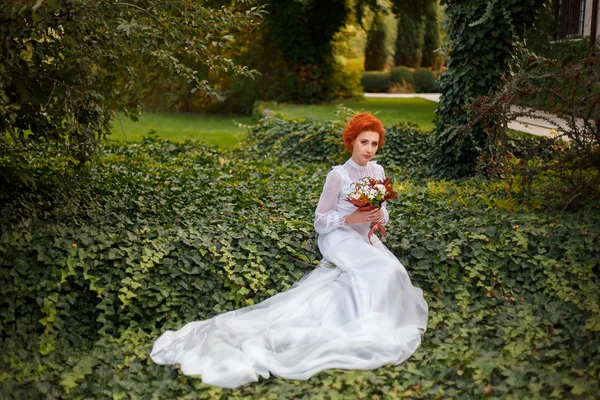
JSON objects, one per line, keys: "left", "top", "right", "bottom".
{"left": 342, "top": 113, "right": 385, "bottom": 152}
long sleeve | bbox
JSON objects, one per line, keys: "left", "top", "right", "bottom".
{"left": 314, "top": 170, "right": 346, "bottom": 234}
{"left": 377, "top": 164, "right": 389, "bottom": 225}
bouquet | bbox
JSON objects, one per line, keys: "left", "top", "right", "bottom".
{"left": 345, "top": 177, "right": 398, "bottom": 245}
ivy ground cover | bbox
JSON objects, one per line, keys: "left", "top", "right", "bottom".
{"left": 1, "top": 119, "right": 599, "bottom": 399}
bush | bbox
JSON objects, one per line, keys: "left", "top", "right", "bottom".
{"left": 516, "top": 40, "right": 598, "bottom": 111}
{"left": 246, "top": 117, "right": 559, "bottom": 179}
{"left": 251, "top": 101, "right": 284, "bottom": 119}
{"left": 361, "top": 71, "right": 391, "bottom": 93}
{"left": 330, "top": 57, "right": 365, "bottom": 99}
{"left": 469, "top": 52, "right": 600, "bottom": 208}
{"left": 413, "top": 68, "right": 439, "bottom": 93}
{"left": 2, "top": 123, "right": 599, "bottom": 398}
{"left": 0, "top": 1, "right": 264, "bottom": 188}
{"left": 390, "top": 67, "right": 415, "bottom": 87}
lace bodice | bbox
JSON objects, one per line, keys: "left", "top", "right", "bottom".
{"left": 314, "top": 158, "right": 389, "bottom": 235}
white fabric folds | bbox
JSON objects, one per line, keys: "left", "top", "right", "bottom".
{"left": 150, "top": 159, "right": 429, "bottom": 388}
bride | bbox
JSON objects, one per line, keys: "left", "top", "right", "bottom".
{"left": 150, "top": 113, "right": 429, "bottom": 388}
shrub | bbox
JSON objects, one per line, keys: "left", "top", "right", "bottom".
{"left": 413, "top": 68, "right": 439, "bottom": 93}
{"left": 0, "top": 1, "right": 264, "bottom": 188}
{"left": 516, "top": 40, "right": 598, "bottom": 111}
{"left": 361, "top": 71, "right": 391, "bottom": 93}
{"left": 246, "top": 117, "right": 435, "bottom": 176}
{"left": 251, "top": 101, "right": 284, "bottom": 119}
{"left": 1, "top": 118, "right": 599, "bottom": 398}
{"left": 390, "top": 67, "right": 415, "bottom": 86}
{"left": 469, "top": 51, "right": 600, "bottom": 208}
{"left": 388, "top": 81, "right": 416, "bottom": 93}
{"left": 330, "top": 57, "right": 365, "bottom": 99}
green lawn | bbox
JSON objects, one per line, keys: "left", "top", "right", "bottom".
{"left": 109, "top": 113, "right": 254, "bottom": 148}
{"left": 277, "top": 97, "right": 438, "bottom": 130}
{"left": 109, "top": 98, "right": 438, "bottom": 147}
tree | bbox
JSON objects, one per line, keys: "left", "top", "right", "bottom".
{"left": 433, "top": 0, "right": 545, "bottom": 176}
{"left": 0, "top": 0, "right": 264, "bottom": 186}
{"left": 421, "top": 0, "right": 441, "bottom": 70}
{"left": 364, "top": 13, "right": 388, "bottom": 71}
{"left": 246, "top": 0, "right": 349, "bottom": 104}
{"left": 394, "top": 12, "right": 425, "bottom": 68}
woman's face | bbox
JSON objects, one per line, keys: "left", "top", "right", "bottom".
{"left": 351, "top": 130, "right": 379, "bottom": 166}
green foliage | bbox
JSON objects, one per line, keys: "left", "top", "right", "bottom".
{"left": 421, "top": 0, "right": 441, "bottom": 70}
{"left": 330, "top": 25, "right": 366, "bottom": 99}
{"left": 522, "top": 0, "right": 560, "bottom": 56}
{"left": 413, "top": 68, "right": 440, "bottom": 93}
{"left": 390, "top": 66, "right": 415, "bottom": 86}
{"left": 517, "top": 39, "right": 598, "bottom": 112}
{"left": 468, "top": 52, "right": 600, "bottom": 208}
{"left": 246, "top": 117, "right": 435, "bottom": 175}
{"left": 434, "top": 0, "right": 545, "bottom": 177}
{"left": 1, "top": 116, "right": 599, "bottom": 398}
{"left": 0, "top": 0, "right": 265, "bottom": 187}
{"left": 364, "top": 13, "right": 388, "bottom": 71}
{"left": 331, "top": 57, "right": 365, "bottom": 99}
{"left": 361, "top": 71, "right": 391, "bottom": 93}
{"left": 242, "top": 0, "right": 348, "bottom": 105}
{"left": 394, "top": 13, "right": 425, "bottom": 68}
{"left": 542, "top": 38, "right": 593, "bottom": 64}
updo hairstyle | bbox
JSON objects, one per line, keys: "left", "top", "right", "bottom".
{"left": 341, "top": 113, "right": 385, "bottom": 152}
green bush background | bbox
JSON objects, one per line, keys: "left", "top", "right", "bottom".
{"left": 362, "top": 68, "right": 440, "bottom": 94}
{"left": 361, "top": 71, "right": 391, "bottom": 93}
{"left": 1, "top": 118, "right": 599, "bottom": 398}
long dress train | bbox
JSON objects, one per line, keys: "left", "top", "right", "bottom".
{"left": 150, "top": 158, "right": 429, "bottom": 388}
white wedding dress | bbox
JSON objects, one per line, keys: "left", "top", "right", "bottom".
{"left": 150, "top": 158, "right": 429, "bottom": 388}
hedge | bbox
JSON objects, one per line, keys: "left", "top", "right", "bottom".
{"left": 361, "top": 71, "right": 391, "bottom": 93}
{"left": 362, "top": 68, "right": 440, "bottom": 93}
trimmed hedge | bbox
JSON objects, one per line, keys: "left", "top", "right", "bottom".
{"left": 390, "top": 66, "right": 415, "bottom": 86}
{"left": 362, "top": 68, "right": 440, "bottom": 93}
{"left": 361, "top": 71, "right": 390, "bottom": 93}
{"left": 413, "top": 68, "right": 439, "bottom": 93}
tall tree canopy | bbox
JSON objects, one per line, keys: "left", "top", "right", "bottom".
{"left": 364, "top": 13, "right": 388, "bottom": 71}
{"left": 421, "top": 0, "right": 441, "bottom": 69}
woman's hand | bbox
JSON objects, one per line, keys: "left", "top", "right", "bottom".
{"left": 344, "top": 208, "right": 384, "bottom": 225}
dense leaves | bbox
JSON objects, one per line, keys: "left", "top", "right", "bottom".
{"left": 0, "top": 0, "right": 265, "bottom": 186}
{"left": 364, "top": 13, "right": 388, "bottom": 71}
{"left": 467, "top": 51, "right": 600, "bottom": 208}
{"left": 434, "top": 0, "right": 545, "bottom": 176}
{"left": 1, "top": 118, "right": 599, "bottom": 398}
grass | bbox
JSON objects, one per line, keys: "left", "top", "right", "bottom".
{"left": 109, "top": 98, "right": 438, "bottom": 148}
{"left": 276, "top": 97, "right": 438, "bottom": 129}
{"left": 109, "top": 113, "right": 254, "bottom": 148}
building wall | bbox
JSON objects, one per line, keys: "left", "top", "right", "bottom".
{"left": 583, "top": 0, "right": 600, "bottom": 37}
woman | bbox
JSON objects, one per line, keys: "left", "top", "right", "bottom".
{"left": 150, "top": 113, "right": 429, "bottom": 388}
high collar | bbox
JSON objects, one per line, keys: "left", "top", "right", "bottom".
{"left": 347, "top": 157, "right": 372, "bottom": 170}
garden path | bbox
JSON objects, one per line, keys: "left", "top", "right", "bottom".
{"left": 365, "top": 93, "right": 586, "bottom": 140}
